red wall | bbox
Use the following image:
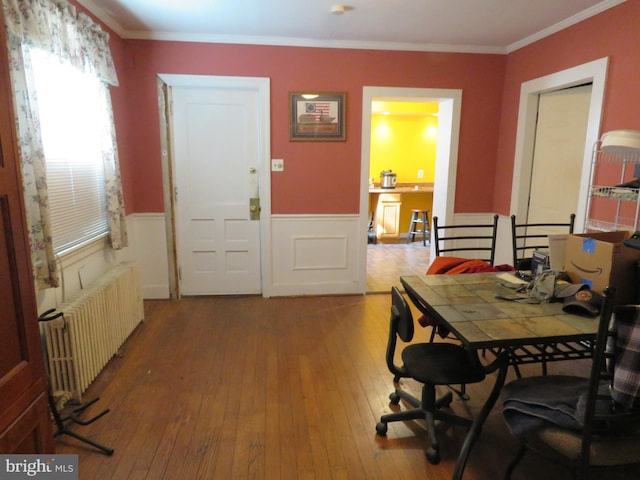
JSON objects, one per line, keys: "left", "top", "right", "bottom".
{"left": 107, "top": 37, "right": 136, "bottom": 214}
{"left": 493, "top": 1, "right": 640, "bottom": 213}
{"left": 80, "top": 1, "right": 639, "bottom": 217}
{"left": 115, "top": 42, "right": 505, "bottom": 214}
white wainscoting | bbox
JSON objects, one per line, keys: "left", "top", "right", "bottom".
{"left": 35, "top": 214, "right": 160, "bottom": 313}
{"left": 134, "top": 212, "right": 510, "bottom": 297}
{"left": 36, "top": 212, "right": 511, "bottom": 309}
{"left": 269, "top": 214, "right": 365, "bottom": 296}
{"left": 129, "top": 213, "right": 170, "bottom": 299}
{"left": 132, "top": 213, "right": 365, "bottom": 298}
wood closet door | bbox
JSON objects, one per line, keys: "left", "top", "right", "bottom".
{"left": 0, "top": 10, "right": 54, "bottom": 454}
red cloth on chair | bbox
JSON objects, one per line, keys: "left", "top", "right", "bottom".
{"left": 426, "top": 256, "right": 514, "bottom": 275}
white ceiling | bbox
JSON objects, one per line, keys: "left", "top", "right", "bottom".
{"left": 77, "top": 0, "right": 624, "bottom": 54}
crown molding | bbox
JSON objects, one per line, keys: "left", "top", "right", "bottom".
{"left": 76, "top": 0, "right": 126, "bottom": 37}
{"left": 506, "top": 0, "right": 626, "bottom": 53}
{"left": 126, "top": 30, "right": 507, "bottom": 54}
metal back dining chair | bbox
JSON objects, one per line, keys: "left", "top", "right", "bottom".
{"left": 502, "top": 286, "right": 640, "bottom": 479}
{"left": 432, "top": 214, "right": 499, "bottom": 266}
{"left": 510, "top": 213, "right": 575, "bottom": 271}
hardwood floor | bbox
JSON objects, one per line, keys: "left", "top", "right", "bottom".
{"left": 54, "top": 291, "right": 638, "bottom": 479}
{"left": 366, "top": 242, "right": 431, "bottom": 293}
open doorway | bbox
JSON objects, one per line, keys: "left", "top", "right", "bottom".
{"left": 359, "top": 87, "right": 462, "bottom": 293}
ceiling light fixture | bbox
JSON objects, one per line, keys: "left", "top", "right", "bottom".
{"left": 331, "top": 5, "right": 345, "bottom": 15}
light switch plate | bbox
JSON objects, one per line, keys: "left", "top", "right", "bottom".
{"left": 272, "top": 158, "right": 284, "bottom": 171}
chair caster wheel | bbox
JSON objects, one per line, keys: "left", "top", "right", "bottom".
{"left": 389, "top": 392, "right": 400, "bottom": 404}
{"left": 426, "top": 447, "right": 440, "bottom": 464}
{"left": 376, "top": 422, "right": 388, "bottom": 435}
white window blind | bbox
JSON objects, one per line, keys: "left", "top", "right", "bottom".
{"left": 29, "top": 48, "right": 110, "bottom": 254}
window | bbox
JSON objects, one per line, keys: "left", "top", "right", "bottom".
{"left": 29, "top": 48, "right": 110, "bottom": 254}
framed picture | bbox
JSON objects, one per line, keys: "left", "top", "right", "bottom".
{"left": 289, "top": 92, "right": 346, "bottom": 141}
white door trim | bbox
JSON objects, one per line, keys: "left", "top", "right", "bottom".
{"left": 157, "top": 74, "right": 272, "bottom": 297}
{"left": 509, "top": 57, "right": 608, "bottom": 232}
{"left": 360, "top": 87, "right": 462, "bottom": 288}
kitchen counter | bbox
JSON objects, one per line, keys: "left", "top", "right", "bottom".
{"left": 369, "top": 183, "right": 434, "bottom": 193}
{"left": 368, "top": 183, "right": 434, "bottom": 243}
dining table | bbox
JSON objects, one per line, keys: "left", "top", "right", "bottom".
{"left": 399, "top": 272, "right": 601, "bottom": 479}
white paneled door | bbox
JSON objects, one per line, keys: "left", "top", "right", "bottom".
{"left": 171, "top": 85, "right": 262, "bottom": 295}
{"left": 527, "top": 84, "right": 592, "bottom": 225}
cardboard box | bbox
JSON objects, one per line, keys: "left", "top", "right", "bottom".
{"left": 565, "top": 231, "right": 640, "bottom": 304}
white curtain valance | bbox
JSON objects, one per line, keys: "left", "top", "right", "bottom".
{"left": 3, "top": 0, "right": 118, "bottom": 85}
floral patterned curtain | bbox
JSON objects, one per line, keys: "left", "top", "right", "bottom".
{"left": 102, "top": 87, "right": 128, "bottom": 250}
{"left": 2, "top": 0, "right": 126, "bottom": 288}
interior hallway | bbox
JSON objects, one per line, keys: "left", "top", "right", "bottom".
{"left": 366, "top": 242, "right": 431, "bottom": 293}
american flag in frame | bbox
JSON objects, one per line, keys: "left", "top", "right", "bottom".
{"left": 289, "top": 92, "right": 346, "bottom": 141}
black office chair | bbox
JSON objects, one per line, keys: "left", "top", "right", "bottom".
{"left": 502, "top": 286, "right": 640, "bottom": 479}
{"left": 510, "top": 213, "right": 575, "bottom": 271}
{"left": 432, "top": 214, "right": 499, "bottom": 266}
{"left": 376, "top": 287, "right": 508, "bottom": 470}
{"left": 403, "top": 281, "right": 469, "bottom": 398}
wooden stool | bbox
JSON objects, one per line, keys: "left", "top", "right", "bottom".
{"left": 406, "top": 209, "right": 430, "bottom": 246}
